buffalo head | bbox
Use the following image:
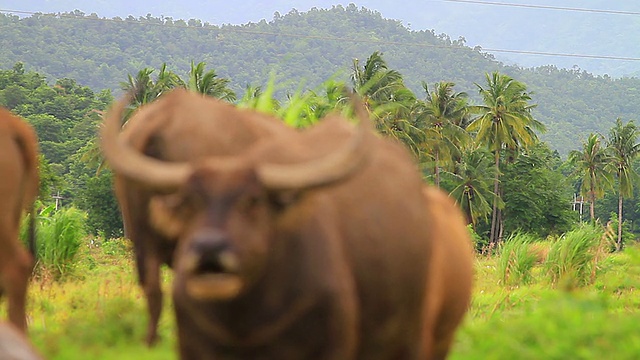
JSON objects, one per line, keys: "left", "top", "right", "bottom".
{"left": 101, "top": 95, "right": 372, "bottom": 302}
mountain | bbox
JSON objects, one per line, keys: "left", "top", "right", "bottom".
{"left": 0, "top": 6, "right": 639, "bottom": 157}
{"left": 3, "top": 0, "right": 640, "bottom": 77}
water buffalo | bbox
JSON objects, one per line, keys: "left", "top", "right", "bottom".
{"left": 421, "top": 186, "right": 474, "bottom": 359}
{"left": 103, "top": 91, "right": 471, "bottom": 358}
{"left": 100, "top": 89, "right": 293, "bottom": 345}
{"left": 0, "top": 107, "right": 39, "bottom": 334}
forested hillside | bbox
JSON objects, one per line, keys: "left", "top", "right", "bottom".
{"left": 1, "top": 5, "right": 639, "bottom": 155}
{"left": 7, "top": 1, "right": 640, "bottom": 77}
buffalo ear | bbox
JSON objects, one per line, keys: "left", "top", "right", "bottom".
{"left": 149, "top": 194, "right": 188, "bottom": 238}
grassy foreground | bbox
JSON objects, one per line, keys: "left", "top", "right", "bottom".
{"left": 13, "top": 237, "right": 640, "bottom": 359}
{"left": 452, "top": 244, "right": 640, "bottom": 360}
{"left": 26, "top": 239, "right": 176, "bottom": 360}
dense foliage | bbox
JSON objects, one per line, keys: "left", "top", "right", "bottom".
{"left": 4, "top": 54, "right": 640, "bottom": 245}
{"left": 3, "top": 6, "right": 640, "bottom": 245}
{"left": 0, "top": 64, "right": 121, "bottom": 236}
{"left": 1, "top": 7, "right": 640, "bottom": 155}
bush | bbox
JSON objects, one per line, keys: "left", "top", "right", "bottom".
{"left": 468, "top": 224, "right": 491, "bottom": 254}
{"left": 75, "top": 170, "right": 123, "bottom": 239}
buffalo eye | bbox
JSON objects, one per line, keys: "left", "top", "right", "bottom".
{"left": 183, "top": 191, "right": 206, "bottom": 209}
{"left": 237, "top": 192, "right": 264, "bottom": 216}
{"left": 267, "top": 190, "right": 301, "bottom": 213}
{"left": 149, "top": 193, "right": 192, "bottom": 238}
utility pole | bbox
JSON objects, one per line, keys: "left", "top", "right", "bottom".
{"left": 572, "top": 193, "right": 586, "bottom": 222}
{"left": 53, "top": 192, "right": 64, "bottom": 210}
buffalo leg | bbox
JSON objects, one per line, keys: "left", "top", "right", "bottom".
{"left": 142, "top": 253, "right": 163, "bottom": 346}
{"left": 431, "top": 333, "right": 455, "bottom": 360}
{"left": 0, "top": 225, "right": 33, "bottom": 333}
{"left": 122, "top": 183, "right": 165, "bottom": 347}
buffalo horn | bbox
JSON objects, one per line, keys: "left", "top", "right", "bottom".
{"left": 100, "top": 94, "right": 191, "bottom": 192}
{"left": 257, "top": 94, "right": 372, "bottom": 190}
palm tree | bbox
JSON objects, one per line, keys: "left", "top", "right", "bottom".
{"left": 567, "top": 133, "right": 614, "bottom": 221}
{"left": 606, "top": 118, "right": 640, "bottom": 250}
{"left": 120, "top": 67, "right": 156, "bottom": 105}
{"left": 445, "top": 147, "right": 497, "bottom": 228}
{"left": 120, "top": 63, "right": 182, "bottom": 107}
{"left": 374, "top": 88, "right": 422, "bottom": 155}
{"left": 186, "top": 61, "right": 236, "bottom": 102}
{"left": 467, "top": 71, "right": 545, "bottom": 244}
{"left": 350, "top": 51, "right": 421, "bottom": 154}
{"left": 417, "top": 81, "right": 471, "bottom": 187}
{"left": 350, "top": 51, "right": 404, "bottom": 106}
{"left": 96, "top": 63, "right": 182, "bottom": 173}
{"left": 154, "top": 63, "right": 183, "bottom": 96}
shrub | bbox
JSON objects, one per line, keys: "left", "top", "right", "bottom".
{"left": 468, "top": 224, "right": 491, "bottom": 254}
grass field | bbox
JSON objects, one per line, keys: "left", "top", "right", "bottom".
{"left": 16, "top": 236, "right": 640, "bottom": 359}
{"left": 27, "top": 238, "right": 176, "bottom": 360}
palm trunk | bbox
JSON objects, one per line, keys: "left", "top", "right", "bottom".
{"left": 497, "top": 187, "right": 504, "bottom": 242}
{"left": 497, "top": 208, "right": 504, "bottom": 243}
{"left": 489, "top": 150, "right": 500, "bottom": 244}
{"left": 464, "top": 192, "right": 473, "bottom": 227}
{"left": 617, "top": 192, "right": 623, "bottom": 251}
{"left": 589, "top": 174, "right": 596, "bottom": 221}
{"left": 434, "top": 150, "right": 440, "bottom": 188}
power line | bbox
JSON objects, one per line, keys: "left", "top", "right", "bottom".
{"left": 436, "top": 0, "right": 640, "bottom": 16}
{"left": 476, "top": 48, "right": 640, "bottom": 62}
{"left": 1, "top": 8, "right": 639, "bottom": 62}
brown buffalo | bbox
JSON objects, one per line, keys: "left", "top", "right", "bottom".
{"left": 421, "top": 186, "right": 474, "bottom": 359}
{"left": 101, "top": 89, "right": 293, "bottom": 345}
{"left": 0, "top": 107, "right": 38, "bottom": 334}
{"left": 102, "top": 92, "right": 463, "bottom": 359}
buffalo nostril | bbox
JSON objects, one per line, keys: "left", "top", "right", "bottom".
{"left": 187, "top": 230, "right": 238, "bottom": 274}
{"left": 190, "top": 230, "right": 229, "bottom": 254}
{"left": 217, "top": 251, "right": 239, "bottom": 272}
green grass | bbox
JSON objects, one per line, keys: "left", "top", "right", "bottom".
{"left": 26, "top": 240, "right": 177, "bottom": 359}
{"left": 451, "top": 240, "right": 640, "bottom": 360}
{"left": 453, "top": 290, "right": 640, "bottom": 360}
{"left": 4, "top": 233, "right": 640, "bottom": 359}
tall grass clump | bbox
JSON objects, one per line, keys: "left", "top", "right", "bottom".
{"left": 497, "top": 232, "right": 540, "bottom": 286}
{"left": 544, "top": 223, "right": 604, "bottom": 288}
{"left": 36, "top": 205, "right": 87, "bottom": 279}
